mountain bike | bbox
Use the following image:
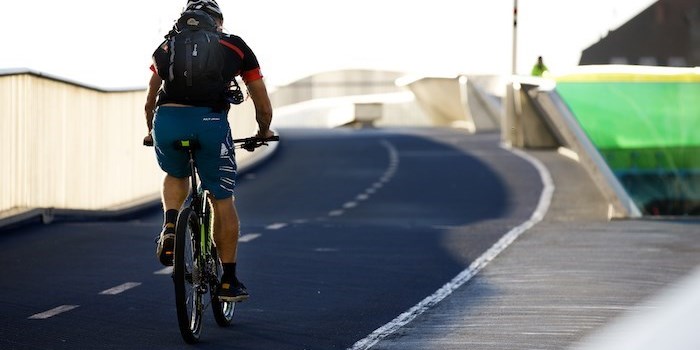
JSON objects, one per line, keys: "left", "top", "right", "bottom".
{"left": 145, "top": 134, "right": 279, "bottom": 343}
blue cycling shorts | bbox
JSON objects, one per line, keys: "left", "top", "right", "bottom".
{"left": 152, "top": 106, "right": 237, "bottom": 199}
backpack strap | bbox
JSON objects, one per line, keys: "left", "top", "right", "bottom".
{"left": 167, "top": 37, "right": 176, "bottom": 82}
{"left": 219, "top": 40, "right": 244, "bottom": 59}
{"left": 185, "top": 40, "right": 193, "bottom": 86}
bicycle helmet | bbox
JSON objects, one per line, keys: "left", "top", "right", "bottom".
{"left": 185, "top": 0, "right": 223, "bottom": 21}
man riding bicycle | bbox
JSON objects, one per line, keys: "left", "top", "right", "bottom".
{"left": 143, "top": 0, "right": 273, "bottom": 302}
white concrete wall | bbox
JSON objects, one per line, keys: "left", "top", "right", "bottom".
{"left": 273, "top": 92, "right": 431, "bottom": 128}
{"left": 397, "top": 75, "right": 504, "bottom": 132}
{"left": 270, "top": 69, "right": 407, "bottom": 107}
{"left": 0, "top": 72, "right": 259, "bottom": 213}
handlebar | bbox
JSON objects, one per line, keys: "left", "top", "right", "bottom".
{"left": 232, "top": 135, "right": 280, "bottom": 144}
{"left": 233, "top": 135, "right": 280, "bottom": 152}
{"left": 144, "top": 135, "right": 279, "bottom": 152}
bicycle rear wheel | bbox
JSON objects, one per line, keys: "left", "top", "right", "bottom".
{"left": 173, "top": 208, "right": 204, "bottom": 343}
{"left": 210, "top": 243, "right": 235, "bottom": 326}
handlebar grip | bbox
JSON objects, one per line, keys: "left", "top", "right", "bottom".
{"left": 233, "top": 135, "right": 280, "bottom": 144}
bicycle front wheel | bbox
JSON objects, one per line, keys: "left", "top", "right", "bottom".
{"left": 173, "top": 208, "right": 204, "bottom": 344}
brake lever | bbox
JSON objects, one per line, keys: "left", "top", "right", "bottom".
{"left": 242, "top": 140, "right": 257, "bottom": 152}
{"left": 240, "top": 137, "right": 274, "bottom": 152}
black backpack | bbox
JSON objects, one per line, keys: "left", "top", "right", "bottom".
{"left": 160, "top": 10, "right": 226, "bottom": 104}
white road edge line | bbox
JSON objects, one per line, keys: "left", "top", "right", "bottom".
{"left": 239, "top": 233, "right": 262, "bottom": 243}
{"left": 29, "top": 305, "right": 80, "bottom": 319}
{"left": 99, "top": 282, "right": 142, "bottom": 295}
{"left": 347, "top": 144, "right": 554, "bottom": 350}
{"left": 557, "top": 146, "right": 580, "bottom": 162}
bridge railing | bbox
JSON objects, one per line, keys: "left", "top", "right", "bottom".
{"left": 0, "top": 69, "right": 259, "bottom": 218}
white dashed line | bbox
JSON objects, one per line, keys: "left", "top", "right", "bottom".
{"left": 266, "top": 223, "right": 288, "bottom": 230}
{"left": 332, "top": 140, "right": 398, "bottom": 218}
{"left": 154, "top": 267, "right": 173, "bottom": 275}
{"left": 314, "top": 248, "right": 339, "bottom": 252}
{"left": 239, "top": 233, "right": 262, "bottom": 242}
{"left": 29, "top": 305, "right": 79, "bottom": 319}
{"left": 251, "top": 140, "right": 399, "bottom": 228}
{"left": 99, "top": 282, "right": 141, "bottom": 295}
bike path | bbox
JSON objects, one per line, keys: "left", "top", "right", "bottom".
{"left": 5, "top": 128, "right": 698, "bottom": 349}
{"left": 0, "top": 128, "right": 544, "bottom": 349}
{"left": 367, "top": 148, "right": 700, "bottom": 350}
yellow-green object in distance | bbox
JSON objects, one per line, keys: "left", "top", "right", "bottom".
{"left": 531, "top": 56, "right": 548, "bottom": 77}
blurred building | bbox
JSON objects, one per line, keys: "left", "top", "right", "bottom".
{"left": 580, "top": 0, "right": 700, "bottom": 67}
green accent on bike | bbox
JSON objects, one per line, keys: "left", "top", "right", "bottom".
{"left": 180, "top": 140, "right": 191, "bottom": 147}
{"left": 200, "top": 221, "right": 207, "bottom": 255}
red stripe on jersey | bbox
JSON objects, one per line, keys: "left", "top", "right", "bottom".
{"left": 149, "top": 64, "right": 157, "bottom": 74}
{"left": 241, "top": 68, "right": 263, "bottom": 84}
{"left": 219, "top": 40, "right": 245, "bottom": 59}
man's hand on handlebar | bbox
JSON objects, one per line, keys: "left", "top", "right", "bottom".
{"left": 234, "top": 132, "right": 279, "bottom": 152}
{"left": 256, "top": 129, "right": 274, "bottom": 139}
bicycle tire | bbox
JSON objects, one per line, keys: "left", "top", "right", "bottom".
{"left": 202, "top": 197, "right": 236, "bottom": 326}
{"left": 210, "top": 243, "right": 236, "bottom": 326}
{"left": 173, "top": 208, "right": 204, "bottom": 344}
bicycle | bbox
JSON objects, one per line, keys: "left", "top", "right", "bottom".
{"left": 145, "top": 134, "right": 279, "bottom": 343}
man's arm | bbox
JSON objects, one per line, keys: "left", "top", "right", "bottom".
{"left": 143, "top": 72, "right": 162, "bottom": 143}
{"left": 246, "top": 78, "right": 274, "bottom": 138}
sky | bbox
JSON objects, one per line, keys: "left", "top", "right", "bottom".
{"left": 0, "top": 0, "right": 657, "bottom": 89}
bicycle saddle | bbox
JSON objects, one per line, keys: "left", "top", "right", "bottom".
{"left": 173, "top": 139, "right": 201, "bottom": 150}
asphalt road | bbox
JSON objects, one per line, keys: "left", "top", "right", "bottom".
{"left": 0, "top": 127, "right": 542, "bottom": 349}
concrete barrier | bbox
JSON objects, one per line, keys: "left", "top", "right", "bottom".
{"left": 397, "top": 75, "right": 503, "bottom": 132}
{"left": 399, "top": 76, "right": 474, "bottom": 131}
{"left": 465, "top": 78, "right": 501, "bottom": 131}
{"left": 352, "top": 103, "right": 382, "bottom": 128}
{"left": 502, "top": 76, "right": 641, "bottom": 219}
{"left": 0, "top": 69, "right": 262, "bottom": 225}
{"left": 502, "top": 78, "right": 559, "bottom": 148}
{"left": 272, "top": 92, "right": 430, "bottom": 128}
